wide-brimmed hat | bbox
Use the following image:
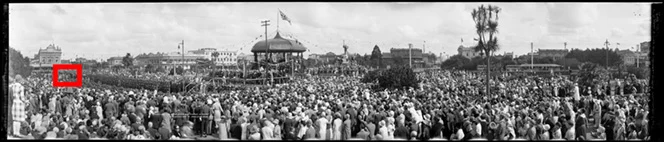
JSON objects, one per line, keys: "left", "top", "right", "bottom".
{"left": 489, "top": 122, "right": 498, "bottom": 129}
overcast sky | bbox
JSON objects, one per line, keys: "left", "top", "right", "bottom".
{"left": 9, "top": 2, "right": 651, "bottom": 61}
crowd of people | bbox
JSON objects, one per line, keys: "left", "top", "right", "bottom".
{"left": 305, "top": 65, "right": 370, "bottom": 76}
{"left": 8, "top": 69, "right": 650, "bottom": 141}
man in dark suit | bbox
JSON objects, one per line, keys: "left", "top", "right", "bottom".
{"left": 148, "top": 108, "right": 163, "bottom": 129}
{"left": 347, "top": 106, "right": 358, "bottom": 137}
{"left": 229, "top": 118, "right": 242, "bottom": 139}
{"left": 394, "top": 121, "right": 410, "bottom": 139}
{"left": 283, "top": 113, "right": 296, "bottom": 140}
{"left": 200, "top": 100, "right": 212, "bottom": 137}
{"left": 430, "top": 116, "right": 445, "bottom": 139}
{"left": 575, "top": 109, "right": 588, "bottom": 141}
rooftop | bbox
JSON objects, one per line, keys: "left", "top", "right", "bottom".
{"left": 251, "top": 32, "right": 307, "bottom": 53}
{"left": 39, "top": 44, "right": 62, "bottom": 53}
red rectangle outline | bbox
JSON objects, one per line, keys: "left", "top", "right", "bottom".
{"left": 52, "top": 64, "right": 83, "bottom": 88}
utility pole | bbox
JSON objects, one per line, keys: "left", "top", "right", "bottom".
{"left": 261, "top": 20, "right": 270, "bottom": 85}
{"left": 636, "top": 44, "right": 640, "bottom": 68}
{"left": 178, "top": 40, "right": 185, "bottom": 92}
{"left": 564, "top": 42, "right": 567, "bottom": 70}
{"left": 605, "top": 39, "right": 610, "bottom": 68}
{"left": 531, "top": 42, "right": 534, "bottom": 70}
{"left": 409, "top": 43, "right": 413, "bottom": 68}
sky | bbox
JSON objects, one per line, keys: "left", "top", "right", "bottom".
{"left": 9, "top": 2, "right": 652, "bottom": 61}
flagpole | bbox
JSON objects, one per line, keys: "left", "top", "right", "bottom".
{"left": 277, "top": 9, "right": 280, "bottom": 32}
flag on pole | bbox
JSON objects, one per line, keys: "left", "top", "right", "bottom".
{"left": 279, "top": 10, "right": 292, "bottom": 25}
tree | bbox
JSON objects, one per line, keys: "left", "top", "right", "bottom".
{"left": 556, "top": 58, "right": 581, "bottom": 70}
{"left": 169, "top": 66, "right": 184, "bottom": 75}
{"left": 122, "top": 53, "right": 134, "bottom": 67}
{"left": 565, "top": 48, "right": 622, "bottom": 67}
{"left": 441, "top": 55, "right": 470, "bottom": 70}
{"left": 212, "top": 52, "right": 220, "bottom": 69}
{"left": 375, "top": 65, "right": 420, "bottom": 90}
{"left": 155, "top": 65, "right": 166, "bottom": 73}
{"left": 145, "top": 64, "right": 156, "bottom": 73}
{"left": 371, "top": 45, "right": 382, "bottom": 68}
{"left": 471, "top": 4, "right": 501, "bottom": 96}
{"left": 578, "top": 62, "right": 610, "bottom": 89}
{"left": 9, "top": 47, "right": 32, "bottom": 78}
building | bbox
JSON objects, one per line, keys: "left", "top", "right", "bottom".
{"left": 617, "top": 49, "right": 648, "bottom": 67}
{"left": 537, "top": 49, "right": 568, "bottom": 61}
{"left": 638, "top": 41, "right": 650, "bottom": 67}
{"left": 308, "top": 54, "right": 321, "bottom": 60}
{"left": 30, "top": 44, "right": 63, "bottom": 68}
{"left": 319, "top": 52, "right": 340, "bottom": 63}
{"left": 503, "top": 52, "right": 514, "bottom": 59}
{"left": 640, "top": 41, "right": 650, "bottom": 53}
{"left": 457, "top": 45, "right": 482, "bottom": 59}
{"left": 158, "top": 52, "right": 207, "bottom": 70}
{"left": 188, "top": 48, "right": 238, "bottom": 66}
{"left": 214, "top": 51, "right": 238, "bottom": 66}
{"left": 422, "top": 53, "right": 437, "bottom": 67}
{"left": 73, "top": 57, "right": 98, "bottom": 67}
{"left": 107, "top": 57, "right": 124, "bottom": 66}
{"left": 382, "top": 44, "right": 425, "bottom": 68}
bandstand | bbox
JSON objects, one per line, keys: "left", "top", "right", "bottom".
{"left": 251, "top": 32, "right": 307, "bottom": 64}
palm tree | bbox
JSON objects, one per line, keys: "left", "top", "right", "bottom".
{"left": 212, "top": 51, "right": 220, "bottom": 70}
{"left": 471, "top": 4, "right": 501, "bottom": 96}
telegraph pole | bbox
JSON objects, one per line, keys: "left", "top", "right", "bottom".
{"left": 531, "top": 42, "right": 534, "bottom": 70}
{"left": 261, "top": 20, "right": 270, "bottom": 85}
{"left": 636, "top": 44, "right": 640, "bottom": 68}
{"left": 178, "top": 40, "right": 185, "bottom": 92}
{"left": 409, "top": 43, "right": 413, "bottom": 68}
{"left": 604, "top": 39, "right": 609, "bottom": 68}
{"left": 564, "top": 42, "right": 567, "bottom": 70}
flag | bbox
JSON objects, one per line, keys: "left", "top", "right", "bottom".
{"left": 279, "top": 10, "right": 292, "bottom": 25}
{"left": 178, "top": 45, "right": 181, "bottom": 49}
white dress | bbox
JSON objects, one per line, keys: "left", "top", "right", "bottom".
{"left": 318, "top": 118, "right": 329, "bottom": 139}
{"left": 333, "top": 118, "right": 342, "bottom": 140}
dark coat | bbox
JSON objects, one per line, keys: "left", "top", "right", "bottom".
{"left": 431, "top": 122, "right": 445, "bottom": 139}
{"left": 394, "top": 125, "right": 410, "bottom": 139}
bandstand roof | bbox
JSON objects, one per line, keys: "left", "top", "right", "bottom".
{"left": 251, "top": 32, "right": 307, "bottom": 53}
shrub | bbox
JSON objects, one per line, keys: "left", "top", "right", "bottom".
{"left": 360, "top": 69, "right": 382, "bottom": 83}
{"left": 375, "top": 65, "right": 420, "bottom": 90}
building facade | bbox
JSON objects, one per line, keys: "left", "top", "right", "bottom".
{"left": 457, "top": 45, "right": 482, "bottom": 59}
{"left": 31, "top": 44, "right": 63, "bottom": 68}
{"left": 214, "top": 51, "right": 238, "bottom": 66}
{"left": 382, "top": 45, "right": 425, "bottom": 68}
{"left": 188, "top": 48, "right": 238, "bottom": 66}
{"left": 107, "top": 57, "right": 124, "bottom": 66}
{"left": 422, "top": 53, "right": 437, "bottom": 67}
